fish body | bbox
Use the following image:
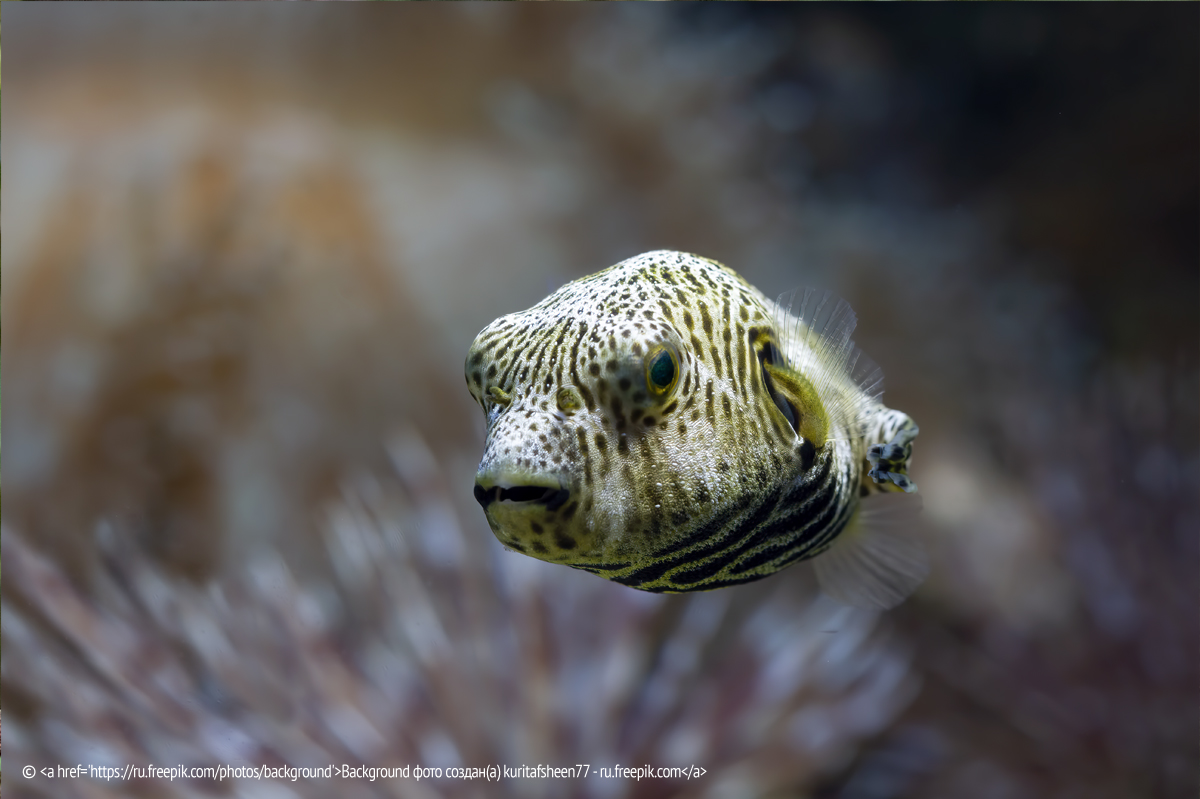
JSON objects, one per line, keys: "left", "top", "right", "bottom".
{"left": 465, "top": 251, "right": 925, "bottom": 607}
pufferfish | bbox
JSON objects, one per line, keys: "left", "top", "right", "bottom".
{"left": 465, "top": 251, "right": 927, "bottom": 608}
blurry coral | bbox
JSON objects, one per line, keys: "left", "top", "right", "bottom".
{"left": 3, "top": 429, "right": 917, "bottom": 799}
{"left": 4, "top": 109, "right": 473, "bottom": 585}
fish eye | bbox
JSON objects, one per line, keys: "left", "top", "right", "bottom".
{"left": 645, "top": 346, "right": 679, "bottom": 396}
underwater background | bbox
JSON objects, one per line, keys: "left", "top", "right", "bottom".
{"left": 3, "top": 5, "right": 1196, "bottom": 798}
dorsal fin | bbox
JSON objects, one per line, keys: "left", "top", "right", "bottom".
{"left": 771, "top": 288, "right": 884, "bottom": 438}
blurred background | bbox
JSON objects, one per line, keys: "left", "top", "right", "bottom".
{"left": 3, "top": 5, "right": 1196, "bottom": 798}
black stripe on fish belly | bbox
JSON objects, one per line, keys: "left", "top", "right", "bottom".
{"left": 631, "top": 583, "right": 674, "bottom": 594}
{"left": 671, "top": 451, "right": 832, "bottom": 569}
{"left": 726, "top": 487, "right": 843, "bottom": 576}
{"left": 639, "top": 453, "right": 831, "bottom": 589}
{"left": 659, "top": 490, "right": 790, "bottom": 587}
{"left": 648, "top": 486, "right": 760, "bottom": 562}
{"left": 667, "top": 462, "right": 837, "bottom": 588}
{"left": 673, "top": 573, "right": 764, "bottom": 591}
{"left": 621, "top": 444, "right": 834, "bottom": 591}
{"left": 767, "top": 500, "right": 858, "bottom": 573}
{"left": 572, "top": 561, "right": 633, "bottom": 576}
{"left": 606, "top": 500, "right": 754, "bottom": 588}
{"left": 609, "top": 558, "right": 682, "bottom": 588}
{"left": 624, "top": 501, "right": 772, "bottom": 587}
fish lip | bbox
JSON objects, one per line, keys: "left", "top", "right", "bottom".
{"left": 474, "top": 472, "right": 570, "bottom": 511}
{"left": 475, "top": 472, "right": 563, "bottom": 492}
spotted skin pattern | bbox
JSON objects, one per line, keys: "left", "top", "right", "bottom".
{"left": 466, "top": 251, "right": 917, "bottom": 593}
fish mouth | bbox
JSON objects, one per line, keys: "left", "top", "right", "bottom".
{"left": 473, "top": 479, "right": 571, "bottom": 511}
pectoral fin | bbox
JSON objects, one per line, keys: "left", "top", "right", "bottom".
{"left": 812, "top": 493, "right": 928, "bottom": 610}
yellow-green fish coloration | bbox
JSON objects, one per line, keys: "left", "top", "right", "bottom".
{"left": 466, "top": 251, "right": 927, "bottom": 608}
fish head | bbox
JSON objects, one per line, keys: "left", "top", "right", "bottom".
{"left": 465, "top": 251, "right": 812, "bottom": 572}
